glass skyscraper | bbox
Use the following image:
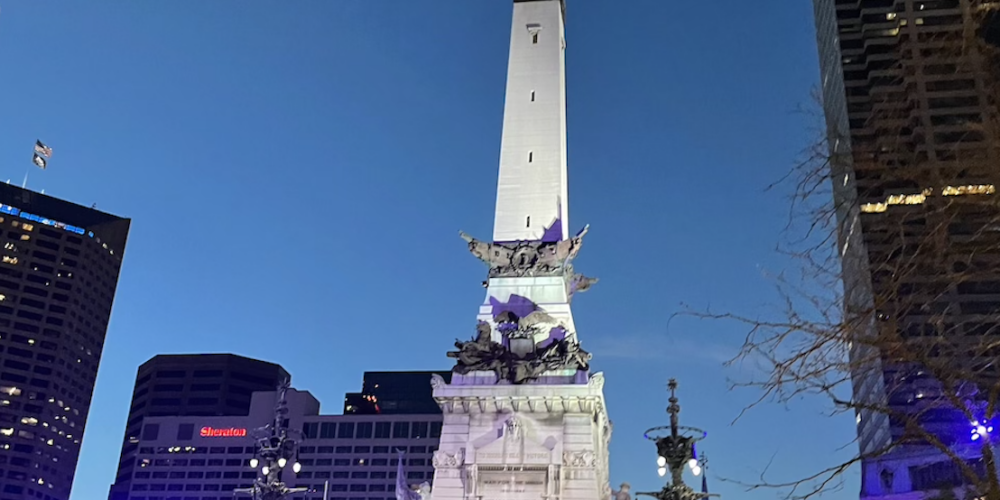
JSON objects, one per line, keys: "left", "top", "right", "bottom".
{"left": 0, "top": 184, "right": 130, "bottom": 500}
{"left": 813, "top": 0, "right": 1000, "bottom": 495}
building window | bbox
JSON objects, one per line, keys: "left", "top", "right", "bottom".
{"left": 177, "top": 423, "right": 194, "bottom": 441}
{"left": 320, "top": 422, "right": 336, "bottom": 439}
{"left": 526, "top": 216, "right": 530, "bottom": 228}
{"left": 528, "top": 152, "right": 533, "bottom": 163}
{"left": 303, "top": 422, "right": 319, "bottom": 439}
{"left": 532, "top": 32, "right": 538, "bottom": 44}
{"left": 374, "top": 422, "right": 391, "bottom": 439}
{"left": 392, "top": 422, "right": 410, "bottom": 439}
{"left": 356, "top": 421, "right": 373, "bottom": 438}
{"left": 411, "top": 422, "right": 429, "bottom": 439}
{"left": 530, "top": 90, "right": 535, "bottom": 102}
{"left": 338, "top": 422, "right": 355, "bottom": 438}
{"left": 142, "top": 423, "right": 159, "bottom": 441}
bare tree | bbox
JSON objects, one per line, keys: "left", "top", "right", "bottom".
{"left": 684, "top": 3, "right": 1000, "bottom": 499}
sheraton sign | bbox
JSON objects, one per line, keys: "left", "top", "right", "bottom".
{"left": 200, "top": 426, "right": 247, "bottom": 437}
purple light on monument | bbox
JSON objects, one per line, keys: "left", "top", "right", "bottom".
{"left": 537, "top": 326, "right": 567, "bottom": 348}
{"left": 490, "top": 295, "right": 538, "bottom": 319}
{"left": 540, "top": 217, "right": 563, "bottom": 243}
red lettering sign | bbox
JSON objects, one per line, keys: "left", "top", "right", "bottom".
{"left": 199, "top": 426, "right": 247, "bottom": 437}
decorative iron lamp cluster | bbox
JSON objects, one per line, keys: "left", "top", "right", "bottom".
{"left": 234, "top": 380, "right": 308, "bottom": 500}
{"left": 638, "top": 379, "right": 718, "bottom": 500}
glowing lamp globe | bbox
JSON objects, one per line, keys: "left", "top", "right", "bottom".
{"left": 657, "top": 456, "right": 666, "bottom": 467}
{"left": 262, "top": 466, "right": 270, "bottom": 475}
{"left": 249, "top": 458, "right": 259, "bottom": 469}
{"left": 657, "top": 467, "right": 666, "bottom": 477}
{"left": 278, "top": 458, "right": 287, "bottom": 468}
{"left": 293, "top": 462, "right": 302, "bottom": 473}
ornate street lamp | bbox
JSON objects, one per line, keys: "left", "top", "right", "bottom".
{"left": 234, "top": 380, "right": 308, "bottom": 500}
{"left": 637, "top": 379, "right": 719, "bottom": 500}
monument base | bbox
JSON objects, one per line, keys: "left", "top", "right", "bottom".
{"left": 429, "top": 372, "right": 611, "bottom": 500}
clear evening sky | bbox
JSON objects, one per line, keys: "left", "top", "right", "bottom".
{"left": 0, "top": 1, "right": 858, "bottom": 499}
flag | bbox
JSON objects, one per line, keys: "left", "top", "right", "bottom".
{"left": 34, "top": 140, "right": 52, "bottom": 158}
{"left": 32, "top": 154, "right": 47, "bottom": 170}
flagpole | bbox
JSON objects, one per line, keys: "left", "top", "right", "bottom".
{"left": 324, "top": 480, "right": 329, "bottom": 500}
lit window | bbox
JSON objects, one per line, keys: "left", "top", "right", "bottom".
{"left": 20, "top": 417, "right": 37, "bottom": 426}
{"left": 942, "top": 184, "right": 995, "bottom": 196}
{"left": 21, "top": 223, "right": 33, "bottom": 232}
{"left": 19, "top": 234, "right": 28, "bottom": 241}
{"left": 2, "top": 256, "right": 17, "bottom": 265}
{"left": 886, "top": 12, "right": 896, "bottom": 20}
{"left": 0, "top": 387, "right": 21, "bottom": 396}
{"left": 0, "top": 428, "right": 12, "bottom": 436}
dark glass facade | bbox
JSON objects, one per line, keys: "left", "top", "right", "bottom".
{"left": 343, "top": 371, "right": 451, "bottom": 415}
{"left": 813, "top": 0, "right": 1000, "bottom": 495}
{"left": 106, "top": 354, "right": 289, "bottom": 500}
{"left": 0, "top": 184, "right": 130, "bottom": 500}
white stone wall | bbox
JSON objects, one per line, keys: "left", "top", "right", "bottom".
{"left": 430, "top": 373, "right": 611, "bottom": 500}
{"left": 493, "top": 0, "right": 569, "bottom": 242}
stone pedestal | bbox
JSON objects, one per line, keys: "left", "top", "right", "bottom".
{"left": 430, "top": 372, "right": 611, "bottom": 500}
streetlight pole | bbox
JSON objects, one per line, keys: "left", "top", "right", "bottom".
{"left": 234, "top": 380, "right": 308, "bottom": 500}
{"left": 637, "top": 379, "right": 719, "bottom": 500}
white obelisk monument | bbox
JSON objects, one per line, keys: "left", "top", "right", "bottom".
{"left": 430, "top": 2, "right": 612, "bottom": 500}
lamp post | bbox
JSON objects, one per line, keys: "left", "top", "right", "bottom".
{"left": 637, "top": 379, "right": 719, "bottom": 500}
{"left": 234, "top": 380, "right": 308, "bottom": 500}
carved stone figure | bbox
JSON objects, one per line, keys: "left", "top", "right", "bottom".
{"left": 458, "top": 226, "right": 592, "bottom": 278}
{"left": 448, "top": 322, "right": 591, "bottom": 384}
{"left": 447, "top": 321, "right": 505, "bottom": 379}
{"left": 562, "top": 449, "right": 596, "bottom": 468}
{"left": 432, "top": 449, "right": 464, "bottom": 469}
{"left": 430, "top": 374, "right": 446, "bottom": 390}
{"left": 505, "top": 417, "right": 522, "bottom": 440}
{"left": 612, "top": 483, "right": 631, "bottom": 500}
{"left": 589, "top": 372, "right": 606, "bottom": 391}
{"left": 569, "top": 273, "right": 599, "bottom": 294}
{"left": 519, "top": 310, "right": 560, "bottom": 330}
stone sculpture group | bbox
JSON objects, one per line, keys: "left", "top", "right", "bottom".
{"left": 447, "top": 319, "right": 591, "bottom": 384}
{"left": 459, "top": 226, "right": 597, "bottom": 290}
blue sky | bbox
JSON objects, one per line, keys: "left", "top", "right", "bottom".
{"left": 0, "top": 1, "right": 858, "bottom": 499}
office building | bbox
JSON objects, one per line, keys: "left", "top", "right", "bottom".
{"left": 343, "top": 371, "right": 451, "bottom": 415}
{"left": 813, "top": 0, "right": 1000, "bottom": 496}
{"left": 107, "top": 354, "right": 290, "bottom": 500}
{"left": 0, "top": 184, "right": 130, "bottom": 500}
{"left": 115, "top": 373, "right": 444, "bottom": 500}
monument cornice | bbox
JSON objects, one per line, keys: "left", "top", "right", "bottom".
{"left": 432, "top": 372, "right": 608, "bottom": 415}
